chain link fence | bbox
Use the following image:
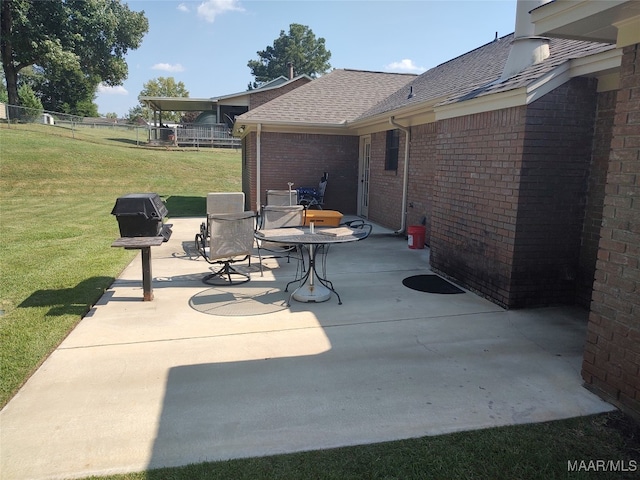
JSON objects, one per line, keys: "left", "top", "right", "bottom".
{"left": 1, "top": 102, "right": 148, "bottom": 146}
{"left": 0, "top": 102, "right": 240, "bottom": 149}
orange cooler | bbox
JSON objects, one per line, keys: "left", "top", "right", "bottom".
{"left": 304, "top": 210, "right": 343, "bottom": 227}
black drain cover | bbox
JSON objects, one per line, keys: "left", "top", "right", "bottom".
{"left": 402, "top": 275, "right": 465, "bottom": 294}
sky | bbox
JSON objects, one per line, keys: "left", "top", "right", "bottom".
{"left": 95, "top": 0, "right": 519, "bottom": 117}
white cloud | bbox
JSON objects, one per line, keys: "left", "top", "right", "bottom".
{"left": 197, "top": 0, "right": 244, "bottom": 23}
{"left": 97, "top": 84, "right": 128, "bottom": 95}
{"left": 384, "top": 59, "right": 426, "bottom": 74}
{"left": 177, "top": 3, "right": 189, "bottom": 13}
{"left": 152, "top": 63, "right": 185, "bottom": 73}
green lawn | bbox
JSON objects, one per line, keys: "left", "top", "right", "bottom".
{"left": 0, "top": 124, "right": 241, "bottom": 406}
{"left": 87, "top": 413, "right": 640, "bottom": 479}
{"left": 1, "top": 124, "right": 638, "bottom": 480}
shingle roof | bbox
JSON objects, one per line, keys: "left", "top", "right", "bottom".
{"left": 236, "top": 69, "right": 416, "bottom": 126}
{"left": 358, "top": 34, "right": 614, "bottom": 120}
{"left": 236, "top": 34, "right": 614, "bottom": 130}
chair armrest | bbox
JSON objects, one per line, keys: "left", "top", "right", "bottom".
{"left": 340, "top": 219, "right": 372, "bottom": 239}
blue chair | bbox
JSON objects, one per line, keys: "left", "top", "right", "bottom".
{"left": 297, "top": 172, "right": 328, "bottom": 209}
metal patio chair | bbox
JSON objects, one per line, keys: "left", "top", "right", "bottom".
{"left": 195, "top": 211, "right": 256, "bottom": 285}
{"left": 199, "top": 192, "right": 246, "bottom": 245}
{"left": 256, "top": 204, "right": 306, "bottom": 276}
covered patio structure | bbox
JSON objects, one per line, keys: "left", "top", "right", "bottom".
{"left": 140, "top": 96, "right": 245, "bottom": 148}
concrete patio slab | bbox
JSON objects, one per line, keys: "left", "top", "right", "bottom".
{"left": 0, "top": 217, "right": 614, "bottom": 480}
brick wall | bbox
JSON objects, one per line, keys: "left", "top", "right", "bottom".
{"left": 511, "top": 77, "right": 598, "bottom": 307}
{"left": 577, "top": 90, "right": 618, "bottom": 308}
{"left": 582, "top": 43, "right": 640, "bottom": 420}
{"left": 429, "top": 107, "right": 526, "bottom": 307}
{"left": 406, "top": 123, "right": 438, "bottom": 245}
{"left": 428, "top": 78, "right": 598, "bottom": 308}
{"left": 366, "top": 124, "right": 438, "bottom": 237}
{"left": 249, "top": 77, "right": 311, "bottom": 110}
{"left": 242, "top": 132, "right": 359, "bottom": 212}
{"left": 367, "top": 131, "right": 406, "bottom": 231}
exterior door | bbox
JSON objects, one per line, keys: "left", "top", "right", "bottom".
{"left": 358, "top": 136, "right": 371, "bottom": 217}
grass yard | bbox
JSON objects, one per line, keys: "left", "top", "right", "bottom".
{"left": 0, "top": 124, "right": 242, "bottom": 406}
{"left": 1, "top": 124, "right": 638, "bottom": 479}
{"left": 79, "top": 412, "right": 639, "bottom": 480}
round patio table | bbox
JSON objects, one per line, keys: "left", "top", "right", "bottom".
{"left": 254, "top": 226, "right": 367, "bottom": 305}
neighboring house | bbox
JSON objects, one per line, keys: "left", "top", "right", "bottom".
{"left": 139, "top": 74, "right": 312, "bottom": 147}
{"left": 235, "top": 1, "right": 639, "bottom": 419}
{"left": 140, "top": 74, "right": 312, "bottom": 129}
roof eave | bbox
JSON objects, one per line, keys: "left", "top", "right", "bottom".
{"left": 531, "top": 0, "right": 640, "bottom": 46}
{"left": 434, "top": 88, "right": 528, "bottom": 121}
{"left": 233, "top": 120, "right": 351, "bottom": 138}
{"left": 348, "top": 97, "right": 448, "bottom": 132}
{"left": 139, "top": 96, "right": 219, "bottom": 112}
{"left": 568, "top": 47, "right": 622, "bottom": 91}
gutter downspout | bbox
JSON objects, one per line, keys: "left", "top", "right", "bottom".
{"left": 389, "top": 116, "right": 410, "bottom": 234}
{"left": 256, "top": 124, "right": 262, "bottom": 212}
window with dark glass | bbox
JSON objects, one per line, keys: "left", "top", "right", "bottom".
{"left": 385, "top": 129, "right": 399, "bottom": 171}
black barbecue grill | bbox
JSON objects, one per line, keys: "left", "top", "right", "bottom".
{"left": 111, "top": 193, "right": 172, "bottom": 241}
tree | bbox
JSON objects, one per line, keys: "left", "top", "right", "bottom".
{"left": 126, "top": 104, "right": 145, "bottom": 124}
{"left": 0, "top": 69, "right": 9, "bottom": 102}
{"left": 247, "top": 23, "right": 331, "bottom": 87}
{"left": 140, "top": 77, "right": 189, "bottom": 98}
{"left": 0, "top": 0, "right": 148, "bottom": 112}
{"left": 138, "top": 77, "right": 189, "bottom": 123}
{"left": 64, "top": 98, "right": 99, "bottom": 118}
{"left": 16, "top": 83, "right": 42, "bottom": 122}
{"left": 31, "top": 61, "right": 100, "bottom": 115}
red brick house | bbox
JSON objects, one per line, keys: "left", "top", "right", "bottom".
{"left": 235, "top": 0, "right": 639, "bottom": 419}
{"left": 234, "top": 69, "right": 416, "bottom": 212}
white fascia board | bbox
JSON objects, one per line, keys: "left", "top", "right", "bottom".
{"left": 434, "top": 88, "right": 528, "bottom": 121}
{"left": 265, "top": 124, "right": 356, "bottom": 136}
{"left": 569, "top": 48, "right": 622, "bottom": 78}
{"left": 347, "top": 98, "right": 444, "bottom": 133}
{"left": 351, "top": 110, "right": 438, "bottom": 136}
{"left": 532, "top": 0, "right": 626, "bottom": 37}
{"left": 526, "top": 49, "right": 621, "bottom": 101}
{"left": 615, "top": 15, "right": 640, "bottom": 47}
{"left": 234, "top": 121, "right": 351, "bottom": 138}
{"left": 525, "top": 65, "right": 572, "bottom": 104}
{"left": 217, "top": 95, "right": 250, "bottom": 106}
